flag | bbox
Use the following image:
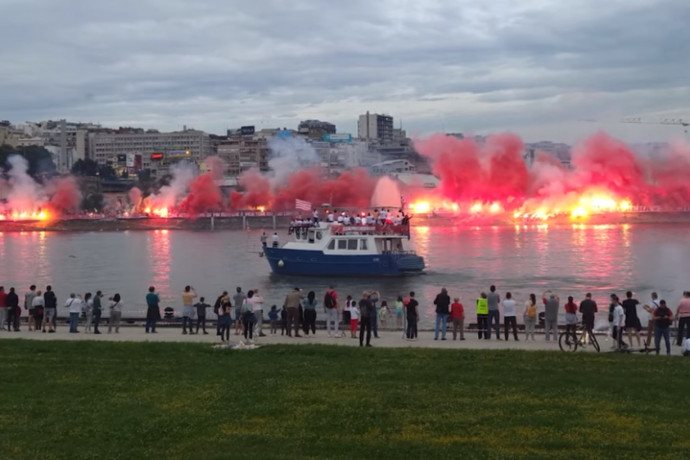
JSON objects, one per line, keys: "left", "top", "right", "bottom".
{"left": 295, "top": 199, "right": 312, "bottom": 211}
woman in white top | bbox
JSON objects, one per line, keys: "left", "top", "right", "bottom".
{"left": 108, "top": 293, "right": 122, "bottom": 334}
{"left": 502, "top": 292, "right": 519, "bottom": 341}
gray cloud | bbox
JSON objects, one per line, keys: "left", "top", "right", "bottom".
{"left": 1, "top": 0, "right": 689, "bottom": 142}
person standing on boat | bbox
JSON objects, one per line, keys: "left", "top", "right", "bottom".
{"left": 324, "top": 286, "right": 340, "bottom": 337}
{"left": 476, "top": 292, "right": 489, "bottom": 340}
{"left": 486, "top": 285, "right": 501, "bottom": 340}
{"left": 272, "top": 232, "right": 279, "bottom": 248}
{"left": 312, "top": 209, "right": 319, "bottom": 224}
{"left": 433, "top": 288, "right": 451, "bottom": 340}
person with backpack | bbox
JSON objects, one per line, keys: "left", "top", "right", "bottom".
{"left": 653, "top": 299, "right": 673, "bottom": 355}
{"left": 214, "top": 291, "right": 228, "bottom": 336}
{"left": 324, "top": 286, "right": 340, "bottom": 337}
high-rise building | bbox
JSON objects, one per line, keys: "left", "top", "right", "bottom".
{"left": 357, "top": 112, "right": 394, "bottom": 143}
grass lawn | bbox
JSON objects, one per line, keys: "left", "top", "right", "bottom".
{"left": 0, "top": 341, "right": 688, "bottom": 460}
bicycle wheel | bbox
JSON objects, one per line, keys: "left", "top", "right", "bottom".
{"left": 559, "top": 332, "right": 577, "bottom": 352}
{"left": 589, "top": 331, "right": 600, "bottom": 352}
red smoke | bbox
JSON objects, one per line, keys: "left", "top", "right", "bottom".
{"left": 47, "top": 177, "right": 81, "bottom": 213}
{"left": 178, "top": 173, "right": 222, "bottom": 214}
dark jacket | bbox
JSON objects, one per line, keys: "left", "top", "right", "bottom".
{"left": 434, "top": 292, "right": 451, "bottom": 314}
{"left": 6, "top": 292, "right": 19, "bottom": 308}
{"left": 146, "top": 293, "right": 161, "bottom": 321}
{"left": 44, "top": 291, "right": 57, "bottom": 309}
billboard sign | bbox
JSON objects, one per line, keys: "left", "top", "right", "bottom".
{"left": 240, "top": 125, "right": 255, "bottom": 136}
{"left": 323, "top": 133, "right": 352, "bottom": 143}
{"left": 126, "top": 153, "right": 135, "bottom": 168}
{"left": 276, "top": 129, "right": 293, "bottom": 139}
{"left": 168, "top": 150, "right": 191, "bottom": 159}
{"left": 117, "top": 154, "right": 127, "bottom": 163}
{"left": 151, "top": 152, "right": 164, "bottom": 160}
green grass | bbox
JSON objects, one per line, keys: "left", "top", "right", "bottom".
{"left": 0, "top": 341, "right": 688, "bottom": 460}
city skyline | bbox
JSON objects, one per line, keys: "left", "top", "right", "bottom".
{"left": 1, "top": 0, "right": 689, "bottom": 144}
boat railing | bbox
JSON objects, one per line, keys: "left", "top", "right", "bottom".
{"left": 329, "top": 223, "right": 410, "bottom": 236}
{"left": 381, "top": 250, "right": 417, "bottom": 255}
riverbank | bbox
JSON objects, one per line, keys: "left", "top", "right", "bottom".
{"left": 0, "top": 340, "right": 686, "bottom": 460}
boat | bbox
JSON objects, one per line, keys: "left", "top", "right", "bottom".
{"left": 263, "top": 221, "right": 425, "bottom": 276}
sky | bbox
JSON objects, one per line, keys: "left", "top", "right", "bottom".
{"left": 1, "top": 0, "right": 689, "bottom": 144}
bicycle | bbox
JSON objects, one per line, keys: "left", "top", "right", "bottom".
{"left": 559, "top": 324, "right": 600, "bottom": 352}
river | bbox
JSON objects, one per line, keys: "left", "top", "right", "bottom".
{"left": 1, "top": 223, "right": 688, "bottom": 328}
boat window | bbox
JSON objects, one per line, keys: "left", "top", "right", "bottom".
{"left": 316, "top": 231, "right": 322, "bottom": 240}
{"left": 347, "top": 239, "right": 358, "bottom": 250}
{"left": 327, "top": 239, "right": 335, "bottom": 250}
{"left": 360, "top": 239, "right": 368, "bottom": 250}
{"left": 338, "top": 239, "right": 347, "bottom": 250}
{"left": 295, "top": 231, "right": 301, "bottom": 240}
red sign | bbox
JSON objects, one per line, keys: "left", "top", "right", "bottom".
{"left": 151, "top": 153, "right": 164, "bottom": 160}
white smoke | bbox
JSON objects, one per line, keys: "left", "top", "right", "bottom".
{"left": 268, "top": 137, "right": 320, "bottom": 187}
{"left": 4, "top": 155, "right": 47, "bottom": 212}
{"left": 150, "top": 162, "right": 197, "bottom": 209}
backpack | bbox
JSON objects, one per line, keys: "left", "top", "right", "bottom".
{"left": 324, "top": 291, "right": 336, "bottom": 309}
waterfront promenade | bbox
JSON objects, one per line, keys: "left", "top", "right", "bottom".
{"left": 0, "top": 326, "right": 613, "bottom": 352}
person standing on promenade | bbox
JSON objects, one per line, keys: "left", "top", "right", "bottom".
{"left": 83, "top": 293, "right": 93, "bottom": 333}
{"left": 301, "top": 291, "right": 318, "bottom": 336}
{"left": 523, "top": 293, "right": 537, "bottom": 341}
{"left": 108, "top": 294, "right": 122, "bottom": 334}
{"left": 502, "top": 292, "right": 519, "bottom": 341}
{"left": 324, "top": 286, "right": 339, "bottom": 337}
{"left": 342, "top": 295, "right": 353, "bottom": 329}
{"left": 24, "top": 285, "right": 37, "bottom": 332}
{"left": 0, "top": 287, "right": 7, "bottom": 331}
{"left": 395, "top": 296, "right": 404, "bottom": 331}
{"left": 145, "top": 286, "right": 161, "bottom": 333}
{"left": 284, "top": 288, "right": 303, "bottom": 337}
{"left": 642, "top": 292, "right": 659, "bottom": 349}
{"left": 486, "top": 285, "right": 501, "bottom": 340}
{"left": 181, "top": 285, "right": 197, "bottom": 335}
{"left": 233, "top": 287, "right": 246, "bottom": 336}
{"left": 349, "top": 300, "right": 360, "bottom": 338}
{"left": 268, "top": 305, "right": 279, "bottom": 335}
{"left": 450, "top": 297, "right": 465, "bottom": 340}
{"left": 653, "top": 299, "right": 673, "bottom": 355}
{"left": 218, "top": 295, "right": 232, "bottom": 342}
{"left": 194, "top": 297, "right": 211, "bottom": 334}
{"left": 31, "top": 290, "right": 44, "bottom": 331}
{"left": 369, "top": 290, "right": 380, "bottom": 338}
{"left": 43, "top": 285, "right": 57, "bottom": 333}
{"left": 675, "top": 291, "right": 690, "bottom": 347}
{"left": 359, "top": 291, "right": 374, "bottom": 347}
{"left": 6, "top": 287, "right": 20, "bottom": 331}
{"left": 476, "top": 292, "right": 489, "bottom": 340}
{"left": 611, "top": 295, "right": 626, "bottom": 350}
{"left": 579, "top": 293, "right": 598, "bottom": 342}
{"left": 622, "top": 291, "right": 642, "bottom": 348}
{"left": 241, "top": 291, "right": 257, "bottom": 342}
{"left": 433, "top": 287, "right": 451, "bottom": 340}
{"left": 542, "top": 290, "right": 560, "bottom": 342}
{"left": 405, "top": 291, "right": 419, "bottom": 341}
{"left": 92, "top": 291, "right": 103, "bottom": 334}
{"left": 65, "top": 293, "right": 83, "bottom": 333}
{"left": 252, "top": 289, "right": 266, "bottom": 337}
{"left": 563, "top": 296, "right": 578, "bottom": 345}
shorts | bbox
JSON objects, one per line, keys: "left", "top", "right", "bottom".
{"left": 582, "top": 316, "right": 595, "bottom": 330}
{"left": 182, "top": 306, "right": 195, "bottom": 318}
{"left": 235, "top": 309, "right": 242, "bottom": 321}
{"left": 45, "top": 308, "right": 56, "bottom": 320}
{"left": 625, "top": 316, "right": 642, "bottom": 331}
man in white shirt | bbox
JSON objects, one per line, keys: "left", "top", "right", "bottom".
{"left": 252, "top": 289, "right": 266, "bottom": 337}
{"left": 613, "top": 302, "right": 626, "bottom": 350}
{"left": 643, "top": 292, "right": 659, "bottom": 349}
{"left": 66, "top": 293, "right": 84, "bottom": 333}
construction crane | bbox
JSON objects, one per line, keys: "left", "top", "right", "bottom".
{"left": 621, "top": 117, "right": 689, "bottom": 133}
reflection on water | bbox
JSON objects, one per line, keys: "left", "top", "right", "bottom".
{"left": 0, "top": 224, "right": 689, "bottom": 327}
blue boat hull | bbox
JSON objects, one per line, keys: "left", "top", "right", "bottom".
{"left": 263, "top": 248, "right": 425, "bottom": 276}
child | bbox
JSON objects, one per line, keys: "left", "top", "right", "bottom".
{"left": 268, "top": 305, "right": 279, "bottom": 335}
{"left": 379, "top": 300, "right": 390, "bottom": 330}
{"left": 349, "top": 301, "right": 360, "bottom": 338}
{"left": 395, "top": 296, "right": 404, "bottom": 331}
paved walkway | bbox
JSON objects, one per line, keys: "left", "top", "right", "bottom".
{"left": 0, "top": 325, "right": 618, "bottom": 352}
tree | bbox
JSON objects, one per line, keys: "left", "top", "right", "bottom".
{"left": 0, "top": 145, "right": 56, "bottom": 177}
{"left": 71, "top": 158, "right": 99, "bottom": 176}
{"left": 81, "top": 193, "right": 104, "bottom": 212}
{"left": 97, "top": 165, "right": 117, "bottom": 180}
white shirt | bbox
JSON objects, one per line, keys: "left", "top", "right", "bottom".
{"left": 502, "top": 299, "right": 517, "bottom": 317}
{"left": 249, "top": 295, "right": 264, "bottom": 311}
{"left": 32, "top": 296, "right": 44, "bottom": 308}
{"left": 350, "top": 306, "right": 360, "bottom": 320}
{"left": 613, "top": 304, "right": 625, "bottom": 327}
{"left": 110, "top": 301, "right": 122, "bottom": 312}
{"left": 66, "top": 297, "right": 84, "bottom": 314}
{"left": 684, "top": 338, "right": 690, "bottom": 353}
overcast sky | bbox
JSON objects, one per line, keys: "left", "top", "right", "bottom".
{"left": 1, "top": 0, "right": 688, "bottom": 143}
